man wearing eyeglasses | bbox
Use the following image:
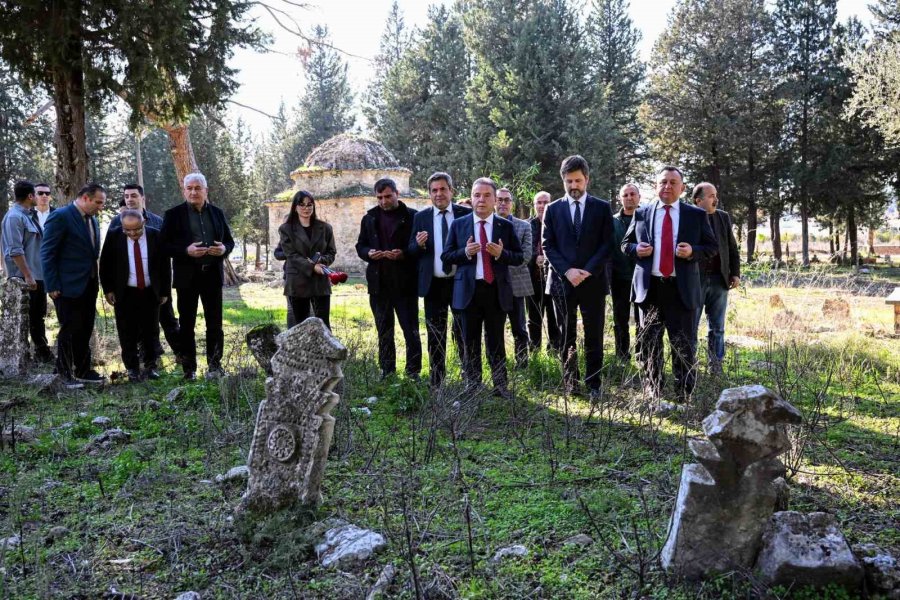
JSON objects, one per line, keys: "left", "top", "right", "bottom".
{"left": 2, "top": 181, "right": 55, "bottom": 363}
{"left": 100, "top": 209, "right": 171, "bottom": 382}
{"left": 33, "top": 183, "right": 55, "bottom": 229}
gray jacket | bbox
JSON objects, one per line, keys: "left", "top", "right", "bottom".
{"left": 508, "top": 215, "right": 534, "bottom": 298}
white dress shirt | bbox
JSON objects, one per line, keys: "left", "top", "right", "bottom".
{"left": 432, "top": 206, "right": 456, "bottom": 277}
{"left": 473, "top": 214, "right": 494, "bottom": 281}
{"left": 651, "top": 199, "right": 681, "bottom": 277}
{"left": 36, "top": 208, "right": 51, "bottom": 228}
{"left": 126, "top": 232, "right": 151, "bottom": 288}
{"left": 566, "top": 194, "right": 585, "bottom": 223}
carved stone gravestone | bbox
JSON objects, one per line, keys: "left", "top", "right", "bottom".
{"left": 0, "top": 278, "right": 32, "bottom": 378}
{"left": 245, "top": 323, "right": 281, "bottom": 376}
{"left": 661, "top": 385, "right": 802, "bottom": 579}
{"left": 238, "top": 318, "right": 346, "bottom": 513}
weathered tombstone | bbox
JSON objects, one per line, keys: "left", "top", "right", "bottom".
{"left": 0, "top": 278, "right": 32, "bottom": 378}
{"left": 245, "top": 323, "right": 281, "bottom": 375}
{"left": 238, "top": 318, "right": 346, "bottom": 513}
{"left": 769, "top": 294, "right": 785, "bottom": 309}
{"left": 661, "top": 385, "right": 802, "bottom": 579}
{"left": 822, "top": 298, "right": 851, "bottom": 320}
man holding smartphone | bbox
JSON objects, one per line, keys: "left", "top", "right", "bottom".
{"left": 160, "top": 173, "right": 234, "bottom": 380}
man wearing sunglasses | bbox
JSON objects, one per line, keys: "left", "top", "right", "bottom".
{"left": 34, "top": 183, "right": 55, "bottom": 229}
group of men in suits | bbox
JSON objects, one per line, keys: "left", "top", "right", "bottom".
{"left": 3, "top": 173, "right": 233, "bottom": 387}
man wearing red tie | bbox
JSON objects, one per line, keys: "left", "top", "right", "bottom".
{"left": 621, "top": 167, "right": 717, "bottom": 404}
{"left": 100, "top": 209, "right": 171, "bottom": 382}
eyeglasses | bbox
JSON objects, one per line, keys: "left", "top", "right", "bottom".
{"left": 36, "top": 191, "right": 51, "bottom": 196}
{"left": 298, "top": 203, "right": 314, "bottom": 208}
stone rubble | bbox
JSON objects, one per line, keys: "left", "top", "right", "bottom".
{"left": 315, "top": 522, "right": 386, "bottom": 569}
{"left": 490, "top": 545, "right": 529, "bottom": 564}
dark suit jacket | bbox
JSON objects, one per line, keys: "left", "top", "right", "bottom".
{"left": 109, "top": 209, "right": 164, "bottom": 231}
{"left": 160, "top": 202, "right": 235, "bottom": 289}
{"left": 40, "top": 203, "right": 100, "bottom": 297}
{"left": 406, "top": 203, "right": 472, "bottom": 297}
{"left": 441, "top": 214, "right": 524, "bottom": 312}
{"left": 541, "top": 195, "right": 614, "bottom": 297}
{"left": 621, "top": 200, "right": 718, "bottom": 310}
{"left": 99, "top": 227, "right": 171, "bottom": 301}
{"left": 702, "top": 209, "right": 740, "bottom": 282}
{"left": 355, "top": 202, "right": 417, "bottom": 297}
{"left": 279, "top": 220, "right": 336, "bottom": 298}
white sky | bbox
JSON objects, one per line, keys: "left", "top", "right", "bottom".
{"left": 227, "top": 0, "right": 874, "bottom": 136}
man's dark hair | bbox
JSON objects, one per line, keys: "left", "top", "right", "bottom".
{"left": 426, "top": 172, "right": 454, "bottom": 191}
{"left": 124, "top": 183, "right": 144, "bottom": 196}
{"left": 560, "top": 155, "right": 590, "bottom": 179}
{"left": 691, "top": 182, "right": 713, "bottom": 201}
{"left": 77, "top": 183, "right": 106, "bottom": 198}
{"left": 658, "top": 165, "right": 685, "bottom": 181}
{"left": 34, "top": 182, "right": 50, "bottom": 189}
{"left": 13, "top": 180, "right": 35, "bottom": 202}
{"left": 374, "top": 178, "right": 398, "bottom": 194}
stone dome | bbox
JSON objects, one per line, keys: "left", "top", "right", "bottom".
{"left": 301, "top": 133, "right": 405, "bottom": 171}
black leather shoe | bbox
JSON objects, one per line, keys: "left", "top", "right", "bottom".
{"left": 183, "top": 371, "right": 196, "bottom": 381}
{"left": 144, "top": 369, "right": 160, "bottom": 380}
{"left": 126, "top": 369, "right": 142, "bottom": 382}
{"left": 76, "top": 370, "right": 106, "bottom": 384}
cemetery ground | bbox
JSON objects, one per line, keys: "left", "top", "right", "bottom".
{"left": 1, "top": 264, "right": 898, "bottom": 599}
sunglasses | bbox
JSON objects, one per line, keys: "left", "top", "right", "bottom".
{"left": 36, "top": 191, "right": 51, "bottom": 196}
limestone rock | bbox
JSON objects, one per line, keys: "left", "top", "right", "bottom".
{"left": 0, "top": 278, "right": 31, "bottom": 378}
{"left": 315, "top": 523, "right": 386, "bottom": 568}
{"left": 755, "top": 511, "right": 862, "bottom": 590}
{"left": 215, "top": 465, "right": 249, "bottom": 484}
{"left": 1, "top": 534, "right": 20, "bottom": 549}
{"left": 45, "top": 526, "right": 70, "bottom": 544}
{"left": 165, "top": 387, "right": 183, "bottom": 404}
{"left": 703, "top": 385, "right": 802, "bottom": 476}
{"left": 92, "top": 416, "right": 111, "bottom": 427}
{"left": 491, "top": 545, "right": 529, "bottom": 564}
{"left": 245, "top": 323, "right": 281, "bottom": 376}
{"left": 365, "top": 564, "right": 396, "bottom": 600}
{"left": 1, "top": 424, "right": 36, "bottom": 444}
{"left": 853, "top": 543, "right": 900, "bottom": 599}
{"left": 238, "top": 318, "right": 346, "bottom": 513}
{"left": 562, "top": 534, "right": 593, "bottom": 547}
{"left": 84, "top": 428, "right": 131, "bottom": 453}
{"left": 173, "top": 593, "right": 201, "bottom": 600}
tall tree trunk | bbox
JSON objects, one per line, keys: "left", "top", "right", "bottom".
{"left": 255, "top": 242, "right": 262, "bottom": 270}
{"left": 799, "top": 200, "right": 810, "bottom": 267}
{"left": 868, "top": 227, "right": 875, "bottom": 256}
{"left": 828, "top": 223, "right": 834, "bottom": 255}
{"left": 162, "top": 123, "right": 199, "bottom": 184}
{"left": 848, "top": 206, "right": 858, "bottom": 268}
{"left": 746, "top": 198, "right": 757, "bottom": 263}
{"left": 771, "top": 209, "right": 782, "bottom": 263}
{"left": 243, "top": 235, "right": 249, "bottom": 266}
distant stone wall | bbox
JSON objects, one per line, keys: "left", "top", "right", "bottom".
{"left": 268, "top": 195, "right": 430, "bottom": 275}
{"left": 291, "top": 168, "right": 412, "bottom": 197}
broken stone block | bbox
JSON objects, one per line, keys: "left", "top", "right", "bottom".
{"left": 491, "top": 545, "right": 529, "bottom": 564}
{"left": 853, "top": 543, "right": 900, "bottom": 599}
{"left": 755, "top": 511, "right": 862, "bottom": 590}
{"left": 215, "top": 465, "right": 249, "bottom": 484}
{"left": 238, "top": 318, "right": 346, "bottom": 513}
{"left": 315, "top": 523, "right": 386, "bottom": 568}
{"left": 245, "top": 323, "right": 280, "bottom": 376}
{"left": 0, "top": 278, "right": 32, "bottom": 378}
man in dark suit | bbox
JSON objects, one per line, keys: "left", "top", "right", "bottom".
{"left": 691, "top": 183, "right": 740, "bottom": 372}
{"left": 442, "top": 177, "right": 523, "bottom": 397}
{"left": 160, "top": 172, "right": 235, "bottom": 381}
{"left": 356, "top": 178, "right": 421, "bottom": 380}
{"left": 109, "top": 183, "right": 181, "bottom": 363}
{"left": 526, "top": 191, "right": 561, "bottom": 354}
{"left": 407, "top": 172, "right": 471, "bottom": 387}
{"left": 542, "top": 155, "right": 614, "bottom": 398}
{"left": 610, "top": 184, "right": 641, "bottom": 362}
{"left": 622, "top": 166, "right": 718, "bottom": 403}
{"left": 40, "top": 183, "right": 107, "bottom": 385}
{"left": 100, "top": 209, "right": 171, "bottom": 381}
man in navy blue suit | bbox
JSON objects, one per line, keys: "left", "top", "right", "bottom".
{"left": 41, "top": 183, "right": 107, "bottom": 385}
{"left": 621, "top": 166, "right": 718, "bottom": 403}
{"left": 542, "top": 155, "right": 614, "bottom": 398}
{"left": 442, "top": 177, "right": 523, "bottom": 397}
{"left": 408, "top": 172, "right": 471, "bottom": 388}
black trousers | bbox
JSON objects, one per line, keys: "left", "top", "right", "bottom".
{"left": 115, "top": 288, "right": 161, "bottom": 371}
{"left": 369, "top": 293, "right": 422, "bottom": 376}
{"left": 176, "top": 267, "right": 224, "bottom": 372}
{"left": 54, "top": 277, "right": 99, "bottom": 379}
{"left": 526, "top": 274, "right": 561, "bottom": 351}
{"left": 461, "top": 280, "right": 507, "bottom": 388}
{"left": 288, "top": 295, "right": 330, "bottom": 329}
{"left": 553, "top": 284, "right": 606, "bottom": 391}
{"left": 503, "top": 296, "right": 529, "bottom": 365}
{"left": 423, "top": 277, "right": 463, "bottom": 386}
{"left": 29, "top": 280, "right": 51, "bottom": 354}
{"left": 610, "top": 277, "right": 641, "bottom": 360}
{"left": 158, "top": 296, "right": 181, "bottom": 355}
{"left": 638, "top": 277, "right": 698, "bottom": 401}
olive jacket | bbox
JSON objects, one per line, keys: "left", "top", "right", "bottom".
{"left": 279, "top": 220, "right": 336, "bottom": 298}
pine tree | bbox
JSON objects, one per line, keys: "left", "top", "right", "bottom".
{"left": 284, "top": 25, "right": 354, "bottom": 166}
{"left": 585, "top": 0, "right": 646, "bottom": 203}
{"left": 363, "top": 1, "right": 412, "bottom": 136}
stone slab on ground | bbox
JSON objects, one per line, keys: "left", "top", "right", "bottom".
{"left": 755, "top": 511, "right": 862, "bottom": 590}
{"left": 853, "top": 543, "right": 900, "bottom": 599}
{"left": 315, "top": 523, "right": 386, "bottom": 569}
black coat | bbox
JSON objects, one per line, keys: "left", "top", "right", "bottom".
{"left": 355, "top": 202, "right": 417, "bottom": 297}
{"left": 406, "top": 203, "right": 472, "bottom": 297}
{"left": 541, "top": 195, "right": 614, "bottom": 297}
{"left": 702, "top": 209, "right": 741, "bottom": 282}
{"left": 99, "top": 227, "right": 171, "bottom": 301}
{"left": 160, "top": 202, "right": 235, "bottom": 289}
{"left": 279, "top": 220, "right": 336, "bottom": 298}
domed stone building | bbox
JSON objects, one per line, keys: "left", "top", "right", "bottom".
{"left": 267, "top": 133, "right": 428, "bottom": 274}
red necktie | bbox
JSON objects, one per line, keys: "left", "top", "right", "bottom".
{"left": 134, "top": 240, "right": 146, "bottom": 290}
{"left": 479, "top": 220, "right": 494, "bottom": 284}
{"left": 660, "top": 205, "right": 674, "bottom": 277}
